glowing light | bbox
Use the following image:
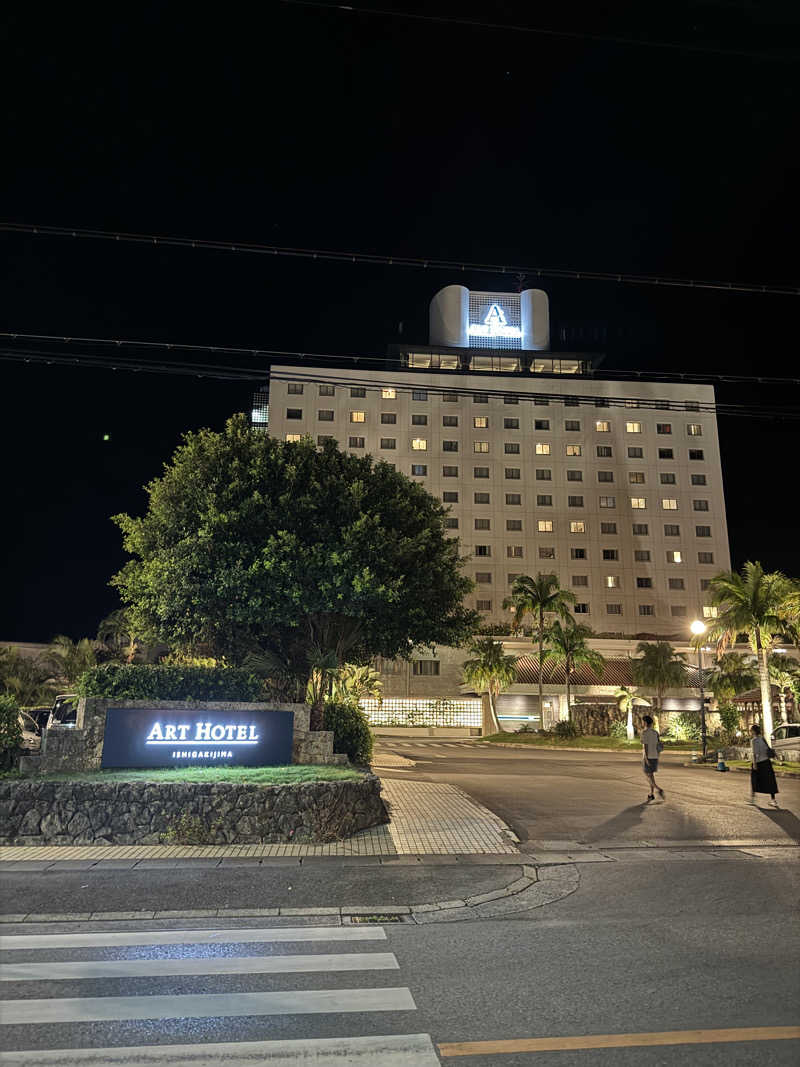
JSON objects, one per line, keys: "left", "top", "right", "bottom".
{"left": 690, "top": 620, "right": 706, "bottom": 636}
{"left": 468, "top": 303, "right": 523, "bottom": 339}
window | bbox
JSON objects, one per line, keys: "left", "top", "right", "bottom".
{"left": 443, "top": 415, "right": 459, "bottom": 427}
{"left": 564, "top": 398, "right": 580, "bottom": 407}
{"left": 574, "top": 603, "right": 590, "bottom": 614}
{"left": 412, "top": 390, "right": 428, "bottom": 402}
{"left": 475, "top": 572, "right": 492, "bottom": 584}
{"left": 507, "top": 545, "right": 524, "bottom": 558}
{"left": 698, "top": 551, "right": 715, "bottom": 563}
{"left": 504, "top": 418, "right": 520, "bottom": 429}
{"left": 350, "top": 387, "right": 366, "bottom": 398}
{"left": 668, "top": 578, "right": 685, "bottom": 590}
{"left": 566, "top": 444, "right": 582, "bottom": 456}
{"left": 539, "top": 547, "right": 556, "bottom": 559}
{"left": 629, "top": 472, "right": 645, "bottom": 484}
{"left": 411, "top": 414, "right": 428, "bottom": 426}
{"left": 703, "top": 605, "right": 719, "bottom": 619}
{"left": 349, "top": 411, "right": 366, "bottom": 423}
{"left": 600, "top": 522, "right": 617, "bottom": 534}
{"left": 505, "top": 468, "right": 521, "bottom": 480}
{"left": 603, "top": 549, "right": 619, "bottom": 561}
{"left": 381, "top": 387, "right": 396, "bottom": 399}
{"left": 671, "top": 605, "right": 687, "bottom": 617}
{"left": 444, "top": 517, "right": 459, "bottom": 529}
{"left": 537, "top": 494, "right": 553, "bottom": 506}
{"left": 411, "top": 438, "right": 428, "bottom": 450}
{"left": 474, "top": 492, "right": 490, "bottom": 504}
{"left": 476, "top": 599, "right": 492, "bottom": 611}
{"left": 349, "top": 436, "right": 365, "bottom": 448}
{"left": 475, "top": 545, "right": 491, "bottom": 557}
{"left": 568, "top": 495, "right": 584, "bottom": 507}
{"left": 442, "top": 465, "right": 459, "bottom": 477}
{"left": 629, "top": 497, "right": 646, "bottom": 510}
{"left": 506, "top": 493, "right": 521, "bottom": 505}
{"left": 685, "top": 401, "right": 700, "bottom": 411}
{"left": 474, "top": 466, "right": 490, "bottom": 478}
{"left": 693, "top": 499, "right": 709, "bottom": 511}
{"left": 696, "top": 525, "right": 712, "bottom": 537}
{"left": 443, "top": 491, "right": 459, "bottom": 502}
{"left": 597, "top": 471, "right": 614, "bottom": 482}
{"left": 285, "top": 433, "right": 302, "bottom": 443}
{"left": 687, "top": 424, "right": 703, "bottom": 436}
{"left": 691, "top": 473, "right": 707, "bottom": 486}
{"left": 535, "top": 442, "right": 551, "bottom": 455}
{"left": 596, "top": 445, "right": 613, "bottom": 458}
{"left": 657, "top": 423, "right": 672, "bottom": 435}
{"left": 571, "top": 547, "right": 587, "bottom": 560}
{"left": 637, "top": 577, "right": 653, "bottom": 588}
{"left": 507, "top": 573, "right": 521, "bottom": 585}
{"left": 565, "top": 419, "right": 581, "bottom": 431}
{"left": 287, "top": 382, "right": 304, "bottom": 395}
{"left": 287, "top": 408, "right": 304, "bottom": 420}
{"left": 700, "top": 578, "right": 712, "bottom": 590}
{"left": 538, "top": 519, "right": 553, "bottom": 532}
{"left": 475, "top": 518, "right": 491, "bottom": 530}
{"left": 658, "top": 448, "right": 674, "bottom": 459}
{"left": 606, "top": 603, "right": 623, "bottom": 615}
{"left": 572, "top": 575, "right": 589, "bottom": 586}
{"left": 443, "top": 440, "right": 459, "bottom": 452}
{"left": 570, "top": 521, "right": 586, "bottom": 533}
{"left": 536, "top": 469, "right": 552, "bottom": 481}
{"left": 595, "top": 398, "right": 610, "bottom": 408}
{"left": 506, "top": 519, "right": 522, "bottom": 531}
{"left": 473, "top": 394, "right": 489, "bottom": 404}
{"left": 319, "top": 384, "right": 335, "bottom": 397}
{"left": 473, "top": 416, "right": 489, "bottom": 429}
{"left": 638, "top": 605, "right": 655, "bottom": 616}
{"left": 317, "top": 435, "right": 333, "bottom": 444}
{"left": 535, "top": 419, "right": 550, "bottom": 431}
{"left": 567, "top": 470, "right": 584, "bottom": 481}
{"left": 660, "top": 472, "right": 676, "bottom": 485}
{"left": 381, "top": 412, "right": 396, "bottom": 424}
{"left": 666, "top": 550, "right": 683, "bottom": 563}
{"left": 412, "top": 660, "right": 440, "bottom": 676}
{"left": 627, "top": 446, "right": 644, "bottom": 459}
{"left": 626, "top": 422, "right": 642, "bottom": 434}
{"left": 504, "top": 442, "right": 520, "bottom": 454}
{"left": 661, "top": 498, "right": 678, "bottom": 510}
{"left": 632, "top": 523, "right": 649, "bottom": 535}
{"left": 625, "top": 399, "right": 640, "bottom": 409}
{"left": 503, "top": 395, "right": 518, "bottom": 405}
{"left": 635, "top": 549, "right": 651, "bottom": 562}
{"left": 655, "top": 399, "right": 669, "bottom": 410}
{"left": 595, "top": 420, "right": 611, "bottom": 432}
{"left": 534, "top": 398, "right": 550, "bottom": 407}
{"left": 380, "top": 438, "right": 396, "bottom": 449}
{"left": 689, "top": 449, "right": 705, "bottom": 461}
{"left": 411, "top": 464, "right": 427, "bottom": 476}
{"left": 664, "top": 524, "right": 681, "bottom": 536}
{"left": 442, "top": 392, "right": 459, "bottom": 403}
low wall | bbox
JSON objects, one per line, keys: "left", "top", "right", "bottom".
{"left": 0, "top": 775, "right": 388, "bottom": 846}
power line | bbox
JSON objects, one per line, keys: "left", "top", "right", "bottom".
{"left": 2, "top": 221, "right": 797, "bottom": 297}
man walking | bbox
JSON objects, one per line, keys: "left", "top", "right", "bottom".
{"left": 641, "top": 714, "right": 664, "bottom": 802}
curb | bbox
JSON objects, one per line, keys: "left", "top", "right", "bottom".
{"left": 682, "top": 763, "right": 800, "bottom": 779}
{"left": 472, "top": 742, "right": 694, "bottom": 756}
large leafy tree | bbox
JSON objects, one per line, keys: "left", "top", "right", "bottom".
{"left": 543, "top": 620, "right": 605, "bottom": 723}
{"left": 502, "top": 573, "right": 575, "bottom": 722}
{"left": 768, "top": 654, "right": 800, "bottom": 724}
{"left": 112, "top": 416, "right": 478, "bottom": 727}
{"left": 631, "top": 641, "right": 687, "bottom": 716}
{"left": 705, "top": 562, "right": 799, "bottom": 737}
{"left": 45, "top": 635, "right": 99, "bottom": 687}
{"left": 705, "top": 652, "right": 758, "bottom": 703}
{"left": 462, "top": 637, "right": 519, "bottom": 734}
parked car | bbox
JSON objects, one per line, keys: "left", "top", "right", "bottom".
{"left": 771, "top": 723, "right": 800, "bottom": 761}
{"left": 46, "top": 693, "right": 79, "bottom": 730}
{"left": 18, "top": 710, "right": 42, "bottom": 749}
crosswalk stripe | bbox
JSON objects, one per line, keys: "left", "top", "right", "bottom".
{"left": 0, "top": 925, "right": 385, "bottom": 951}
{"left": 1, "top": 952, "right": 400, "bottom": 982}
{"left": 1, "top": 986, "right": 417, "bottom": 1024}
{"left": 0, "top": 1032, "right": 441, "bottom": 1065}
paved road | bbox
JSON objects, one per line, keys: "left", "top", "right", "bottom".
{"left": 2, "top": 852, "right": 798, "bottom": 1064}
{"left": 375, "top": 741, "right": 800, "bottom": 847}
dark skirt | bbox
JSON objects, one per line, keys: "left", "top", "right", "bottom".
{"left": 751, "top": 760, "right": 778, "bottom": 796}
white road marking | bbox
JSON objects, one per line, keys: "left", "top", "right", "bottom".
{"left": 0, "top": 925, "right": 385, "bottom": 951}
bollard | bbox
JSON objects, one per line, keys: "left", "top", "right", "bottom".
{"left": 716, "top": 750, "right": 729, "bottom": 772}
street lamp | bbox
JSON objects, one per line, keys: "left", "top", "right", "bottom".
{"left": 690, "top": 620, "right": 708, "bottom": 759}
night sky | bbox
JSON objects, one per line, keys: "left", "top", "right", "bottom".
{"left": 2, "top": 3, "right": 799, "bottom": 642}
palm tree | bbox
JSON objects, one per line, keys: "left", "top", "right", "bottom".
{"left": 615, "top": 685, "right": 637, "bottom": 740}
{"left": 462, "top": 637, "right": 519, "bottom": 734}
{"left": 705, "top": 562, "right": 798, "bottom": 738}
{"left": 330, "top": 664, "right": 383, "bottom": 705}
{"left": 503, "top": 574, "right": 575, "bottom": 724}
{"left": 768, "top": 654, "right": 800, "bottom": 724}
{"left": 45, "top": 635, "right": 98, "bottom": 687}
{"left": 705, "top": 651, "right": 758, "bottom": 703}
{"left": 543, "top": 621, "right": 605, "bottom": 723}
{"left": 632, "top": 641, "right": 687, "bottom": 718}
{"left": 97, "top": 609, "right": 141, "bottom": 664}
{"left": 305, "top": 645, "right": 340, "bottom": 731}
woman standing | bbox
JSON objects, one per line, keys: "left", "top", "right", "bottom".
{"left": 749, "top": 723, "right": 779, "bottom": 808}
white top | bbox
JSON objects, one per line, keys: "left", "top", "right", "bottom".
{"left": 751, "top": 735, "right": 770, "bottom": 763}
{"left": 641, "top": 727, "right": 660, "bottom": 759}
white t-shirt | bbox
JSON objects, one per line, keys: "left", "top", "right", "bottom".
{"left": 641, "top": 727, "right": 660, "bottom": 759}
{"left": 751, "top": 735, "right": 770, "bottom": 763}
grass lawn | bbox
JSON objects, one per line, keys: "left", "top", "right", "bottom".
{"left": 688, "top": 759, "right": 800, "bottom": 775}
{"left": 1, "top": 765, "right": 362, "bottom": 785}
{"left": 481, "top": 733, "right": 699, "bottom": 752}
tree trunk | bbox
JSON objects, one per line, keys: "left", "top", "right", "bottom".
{"left": 756, "top": 637, "right": 774, "bottom": 738}
{"left": 626, "top": 706, "right": 634, "bottom": 740}
{"left": 565, "top": 669, "right": 572, "bottom": 723}
{"left": 778, "top": 688, "right": 787, "bottom": 723}
{"left": 538, "top": 609, "right": 545, "bottom": 727}
{"left": 488, "top": 687, "right": 501, "bottom": 734}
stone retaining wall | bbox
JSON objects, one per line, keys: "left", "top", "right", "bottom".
{"left": 0, "top": 775, "right": 387, "bottom": 846}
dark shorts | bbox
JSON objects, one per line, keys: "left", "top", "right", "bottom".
{"left": 643, "top": 757, "right": 659, "bottom": 775}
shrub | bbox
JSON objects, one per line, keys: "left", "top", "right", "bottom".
{"left": 609, "top": 719, "right": 629, "bottom": 740}
{"left": 323, "top": 700, "right": 373, "bottom": 765}
{"left": 0, "top": 693, "right": 23, "bottom": 768}
{"left": 553, "top": 720, "right": 579, "bottom": 739}
{"left": 671, "top": 711, "right": 702, "bottom": 742}
{"left": 75, "top": 663, "right": 264, "bottom": 702}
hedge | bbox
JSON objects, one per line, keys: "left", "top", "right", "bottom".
{"left": 75, "top": 663, "right": 264, "bottom": 702}
{"left": 323, "top": 700, "right": 374, "bottom": 765}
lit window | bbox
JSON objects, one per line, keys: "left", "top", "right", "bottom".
{"left": 507, "top": 545, "right": 524, "bottom": 558}
{"left": 349, "top": 436, "right": 365, "bottom": 448}
{"left": 287, "top": 382, "right": 304, "bottom": 395}
{"left": 572, "top": 575, "right": 589, "bottom": 586}
{"left": 629, "top": 472, "right": 645, "bottom": 484}
{"left": 687, "top": 424, "right": 703, "bottom": 436}
{"left": 539, "top": 547, "right": 556, "bottom": 559}
{"left": 380, "top": 438, "right": 396, "bottom": 449}
{"left": 411, "top": 438, "right": 428, "bottom": 451}
{"left": 566, "top": 445, "right": 582, "bottom": 456}
{"left": 538, "top": 520, "right": 553, "bottom": 532}
{"left": 666, "top": 550, "right": 683, "bottom": 563}
{"left": 381, "top": 387, "right": 396, "bottom": 399}
{"left": 605, "top": 576, "right": 620, "bottom": 588}
{"left": 570, "top": 521, "right": 586, "bottom": 533}
{"left": 350, "top": 411, "right": 366, "bottom": 423}
{"left": 606, "top": 603, "right": 623, "bottom": 615}
{"left": 474, "top": 545, "right": 491, "bottom": 557}
{"left": 626, "top": 422, "right": 642, "bottom": 434}
{"left": 412, "top": 414, "right": 428, "bottom": 426}
{"left": 630, "top": 498, "right": 646, "bottom": 509}
{"left": 442, "top": 465, "right": 459, "bottom": 477}
{"left": 287, "top": 408, "right": 303, "bottom": 420}
{"left": 476, "top": 599, "right": 492, "bottom": 611}
{"left": 473, "top": 441, "right": 490, "bottom": 453}
{"left": 595, "top": 420, "right": 611, "bottom": 432}
{"left": 473, "top": 417, "right": 489, "bottom": 429}
{"left": 411, "top": 464, "right": 427, "bottom": 476}
{"left": 638, "top": 604, "right": 655, "bottom": 616}
{"left": 661, "top": 498, "right": 678, "bottom": 510}
{"left": 703, "top": 605, "right": 719, "bottom": 619}
{"left": 285, "top": 433, "right": 302, "bottom": 442}
{"left": 535, "top": 442, "right": 551, "bottom": 455}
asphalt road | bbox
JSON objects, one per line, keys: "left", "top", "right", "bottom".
{"left": 376, "top": 741, "right": 800, "bottom": 847}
